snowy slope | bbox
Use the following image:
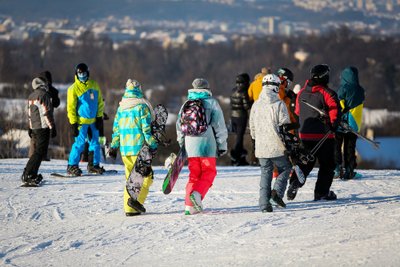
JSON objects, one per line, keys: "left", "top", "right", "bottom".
{"left": 1, "top": 159, "right": 399, "bottom": 267}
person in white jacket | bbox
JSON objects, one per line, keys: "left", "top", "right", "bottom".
{"left": 249, "top": 74, "right": 292, "bottom": 213}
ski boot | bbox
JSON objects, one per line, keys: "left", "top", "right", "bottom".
{"left": 87, "top": 164, "right": 105, "bottom": 174}
{"left": 271, "top": 189, "right": 286, "bottom": 208}
{"left": 67, "top": 165, "right": 83, "bottom": 176}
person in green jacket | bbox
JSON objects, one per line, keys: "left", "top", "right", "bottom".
{"left": 335, "top": 66, "right": 365, "bottom": 180}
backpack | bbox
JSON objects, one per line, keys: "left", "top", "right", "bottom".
{"left": 180, "top": 99, "right": 208, "bottom": 136}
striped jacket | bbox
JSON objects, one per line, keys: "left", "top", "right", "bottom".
{"left": 28, "top": 78, "right": 55, "bottom": 130}
{"left": 110, "top": 87, "right": 157, "bottom": 156}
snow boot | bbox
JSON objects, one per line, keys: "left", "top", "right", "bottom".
{"left": 125, "top": 212, "right": 141, "bottom": 217}
{"left": 271, "top": 189, "right": 286, "bottom": 208}
{"left": 287, "top": 181, "right": 299, "bottom": 201}
{"left": 184, "top": 205, "right": 200, "bottom": 215}
{"left": 127, "top": 198, "right": 146, "bottom": 213}
{"left": 21, "top": 172, "right": 43, "bottom": 186}
{"left": 314, "top": 190, "right": 337, "bottom": 201}
{"left": 342, "top": 167, "right": 354, "bottom": 180}
{"left": 262, "top": 203, "right": 273, "bottom": 213}
{"left": 67, "top": 165, "right": 82, "bottom": 176}
{"left": 87, "top": 165, "right": 105, "bottom": 174}
{"left": 334, "top": 165, "right": 343, "bottom": 179}
{"left": 190, "top": 191, "right": 203, "bottom": 212}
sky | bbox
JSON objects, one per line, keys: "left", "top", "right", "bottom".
{"left": 1, "top": 158, "right": 399, "bottom": 266}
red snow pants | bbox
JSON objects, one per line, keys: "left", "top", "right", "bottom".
{"left": 185, "top": 157, "right": 217, "bottom": 206}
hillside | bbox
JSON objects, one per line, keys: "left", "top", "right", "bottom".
{"left": 1, "top": 158, "right": 399, "bottom": 266}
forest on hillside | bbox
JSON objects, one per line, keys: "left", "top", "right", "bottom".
{"left": 1, "top": 27, "right": 400, "bottom": 163}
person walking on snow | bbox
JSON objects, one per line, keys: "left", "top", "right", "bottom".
{"left": 176, "top": 78, "right": 228, "bottom": 215}
{"left": 108, "top": 79, "right": 158, "bottom": 216}
{"left": 22, "top": 77, "right": 57, "bottom": 186}
{"left": 287, "top": 64, "right": 340, "bottom": 201}
{"left": 229, "top": 73, "right": 252, "bottom": 166}
{"left": 66, "top": 63, "right": 105, "bottom": 176}
{"left": 29, "top": 70, "right": 60, "bottom": 161}
{"left": 249, "top": 74, "right": 292, "bottom": 212}
{"left": 335, "top": 66, "right": 365, "bottom": 180}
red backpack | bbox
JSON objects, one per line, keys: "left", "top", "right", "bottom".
{"left": 180, "top": 99, "right": 208, "bottom": 136}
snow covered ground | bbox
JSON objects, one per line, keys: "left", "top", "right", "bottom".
{"left": 1, "top": 159, "right": 399, "bottom": 267}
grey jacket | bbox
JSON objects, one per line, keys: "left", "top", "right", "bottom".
{"left": 28, "top": 78, "right": 55, "bottom": 130}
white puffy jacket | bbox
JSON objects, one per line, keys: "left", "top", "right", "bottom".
{"left": 249, "top": 85, "right": 290, "bottom": 158}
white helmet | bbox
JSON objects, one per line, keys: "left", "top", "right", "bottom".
{"left": 262, "top": 74, "right": 281, "bottom": 93}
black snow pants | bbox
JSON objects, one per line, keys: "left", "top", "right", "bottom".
{"left": 24, "top": 129, "right": 50, "bottom": 176}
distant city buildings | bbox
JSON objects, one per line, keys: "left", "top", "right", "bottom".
{"left": 0, "top": 0, "right": 399, "bottom": 46}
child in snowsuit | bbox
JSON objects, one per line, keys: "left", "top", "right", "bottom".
{"left": 335, "top": 66, "right": 365, "bottom": 180}
{"left": 176, "top": 78, "right": 228, "bottom": 215}
{"left": 109, "top": 79, "right": 157, "bottom": 216}
{"left": 22, "top": 77, "right": 57, "bottom": 186}
{"left": 249, "top": 74, "right": 292, "bottom": 212}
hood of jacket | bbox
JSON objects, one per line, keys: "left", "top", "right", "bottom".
{"left": 258, "top": 85, "right": 280, "bottom": 104}
{"left": 32, "top": 77, "right": 48, "bottom": 91}
{"left": 119, "top": 86, "right": 154, "bottom": 118}
{"left": 338, "top": 67, "right": 365, "bottom": 109}
{"left": 187, "top": 89, "right": 212, "bottom": 100}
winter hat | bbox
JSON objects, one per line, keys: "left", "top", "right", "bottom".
{"left": 192, "top": 78, "right": 209, "bottom": 89}
{"left": 38, "top": 70, "right": 52, "bottom": 84}
{"left": 236, "top": 73, "right": 250, "bottom": 84}
{"left": 310, "top": 64, "right": 330, "bottom": 85}
{"left": 126, "top": 79, "right": 141, "bottom": 90}
{"left": 32, "top": 77, "right": 47, "bottom": 90}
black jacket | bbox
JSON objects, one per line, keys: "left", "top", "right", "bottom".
{"left": 230, "top": 84, "right": 252, "bottom": 118}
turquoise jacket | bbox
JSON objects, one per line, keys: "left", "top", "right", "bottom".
{"left": 67, "top": 76, "right": 104, "bottom": 125}
{"left": 338, "top": 67, "right": 365, "bottom": 133}
{"left": 110, "top": 86, "right": 157, "bottom": 156}
{"left": 176, "top": 89, "right": 228, "bottom": 157}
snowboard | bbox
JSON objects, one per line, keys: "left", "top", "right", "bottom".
{"left": 162, "top": 146, "right": 187, "bottom": 194}
{"left": 50, "top": 169, "right": 118, "bottom": 178}
{"left": 126, "top": 104, "right": 168, "bottom": 212}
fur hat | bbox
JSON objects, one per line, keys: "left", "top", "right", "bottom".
{"left": 192, "top": 78, "right": 209, "bottom": 89}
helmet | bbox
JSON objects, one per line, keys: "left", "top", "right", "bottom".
{"left": 262, "top": 74, "right": 281, "bottom": 93}
{"left": 310, "top": 64, "right": 330, "bottom": 85}
{"left": 277, "top": 67, "right": 294, "bottom": 83}
{"left": 75, "top": 63, "right": 89, "bottom": 82}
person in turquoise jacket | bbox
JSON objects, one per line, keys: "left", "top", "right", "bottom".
{"left": 176, "top": 78, "right": 228, "bottom": 215}
{"left": 335, "top": 66, "right": 365, "bottom": 180}
{"left": 67, "top": 63, "right": 104, "bottom": 176}
{"left": 109, "top": 79, "right": 158, "bottom": 216}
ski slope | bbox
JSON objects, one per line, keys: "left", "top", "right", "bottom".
{"left": 1, "top": 159, "right": 399, "bottom": 267}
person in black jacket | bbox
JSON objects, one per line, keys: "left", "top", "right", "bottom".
{"left": 29, "top": 71, "right": 60, "bottom": 161}
{"left": 22, "top": 77, "right": 57, "bottom": 186}
{"left": 229, "top": 73, "right": 252, "bottom": 166}
{"left": 287, "top": 64, "right": 340, "bottom": 201}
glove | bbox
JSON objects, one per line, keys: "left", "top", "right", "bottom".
{"left": 28, "top": 129, "right": 33, "bottom": 138}
{"left": 329, "top": 120, "right": 339, "bottom": 132}
{"left": 108, "top": 147, "right": 118, "bottom": 160}
{"left": 71, "top": 123, "right": 79, "bottom": 138}
{"left": 95, "top": 117, "right": 104, "bottom": 137}
{"left": 218, "top": 150, "right": 227, "bottom": 157}
{"left": 51, "top": 127, "right": 57, "bottom": 138}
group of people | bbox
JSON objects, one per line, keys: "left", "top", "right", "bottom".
{"left": 21, "top": 61, "right": 365, "bottom": 216}
{"left": 230, "top": 64, "right": 365, "bottom": 212}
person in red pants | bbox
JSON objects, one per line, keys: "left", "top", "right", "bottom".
{"left": 176, "top": 78, "right": 228, "bottom": 215}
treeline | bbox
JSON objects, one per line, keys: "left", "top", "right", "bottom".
{"left": 1, "top": 27, "right": 400, "bottom": 162}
